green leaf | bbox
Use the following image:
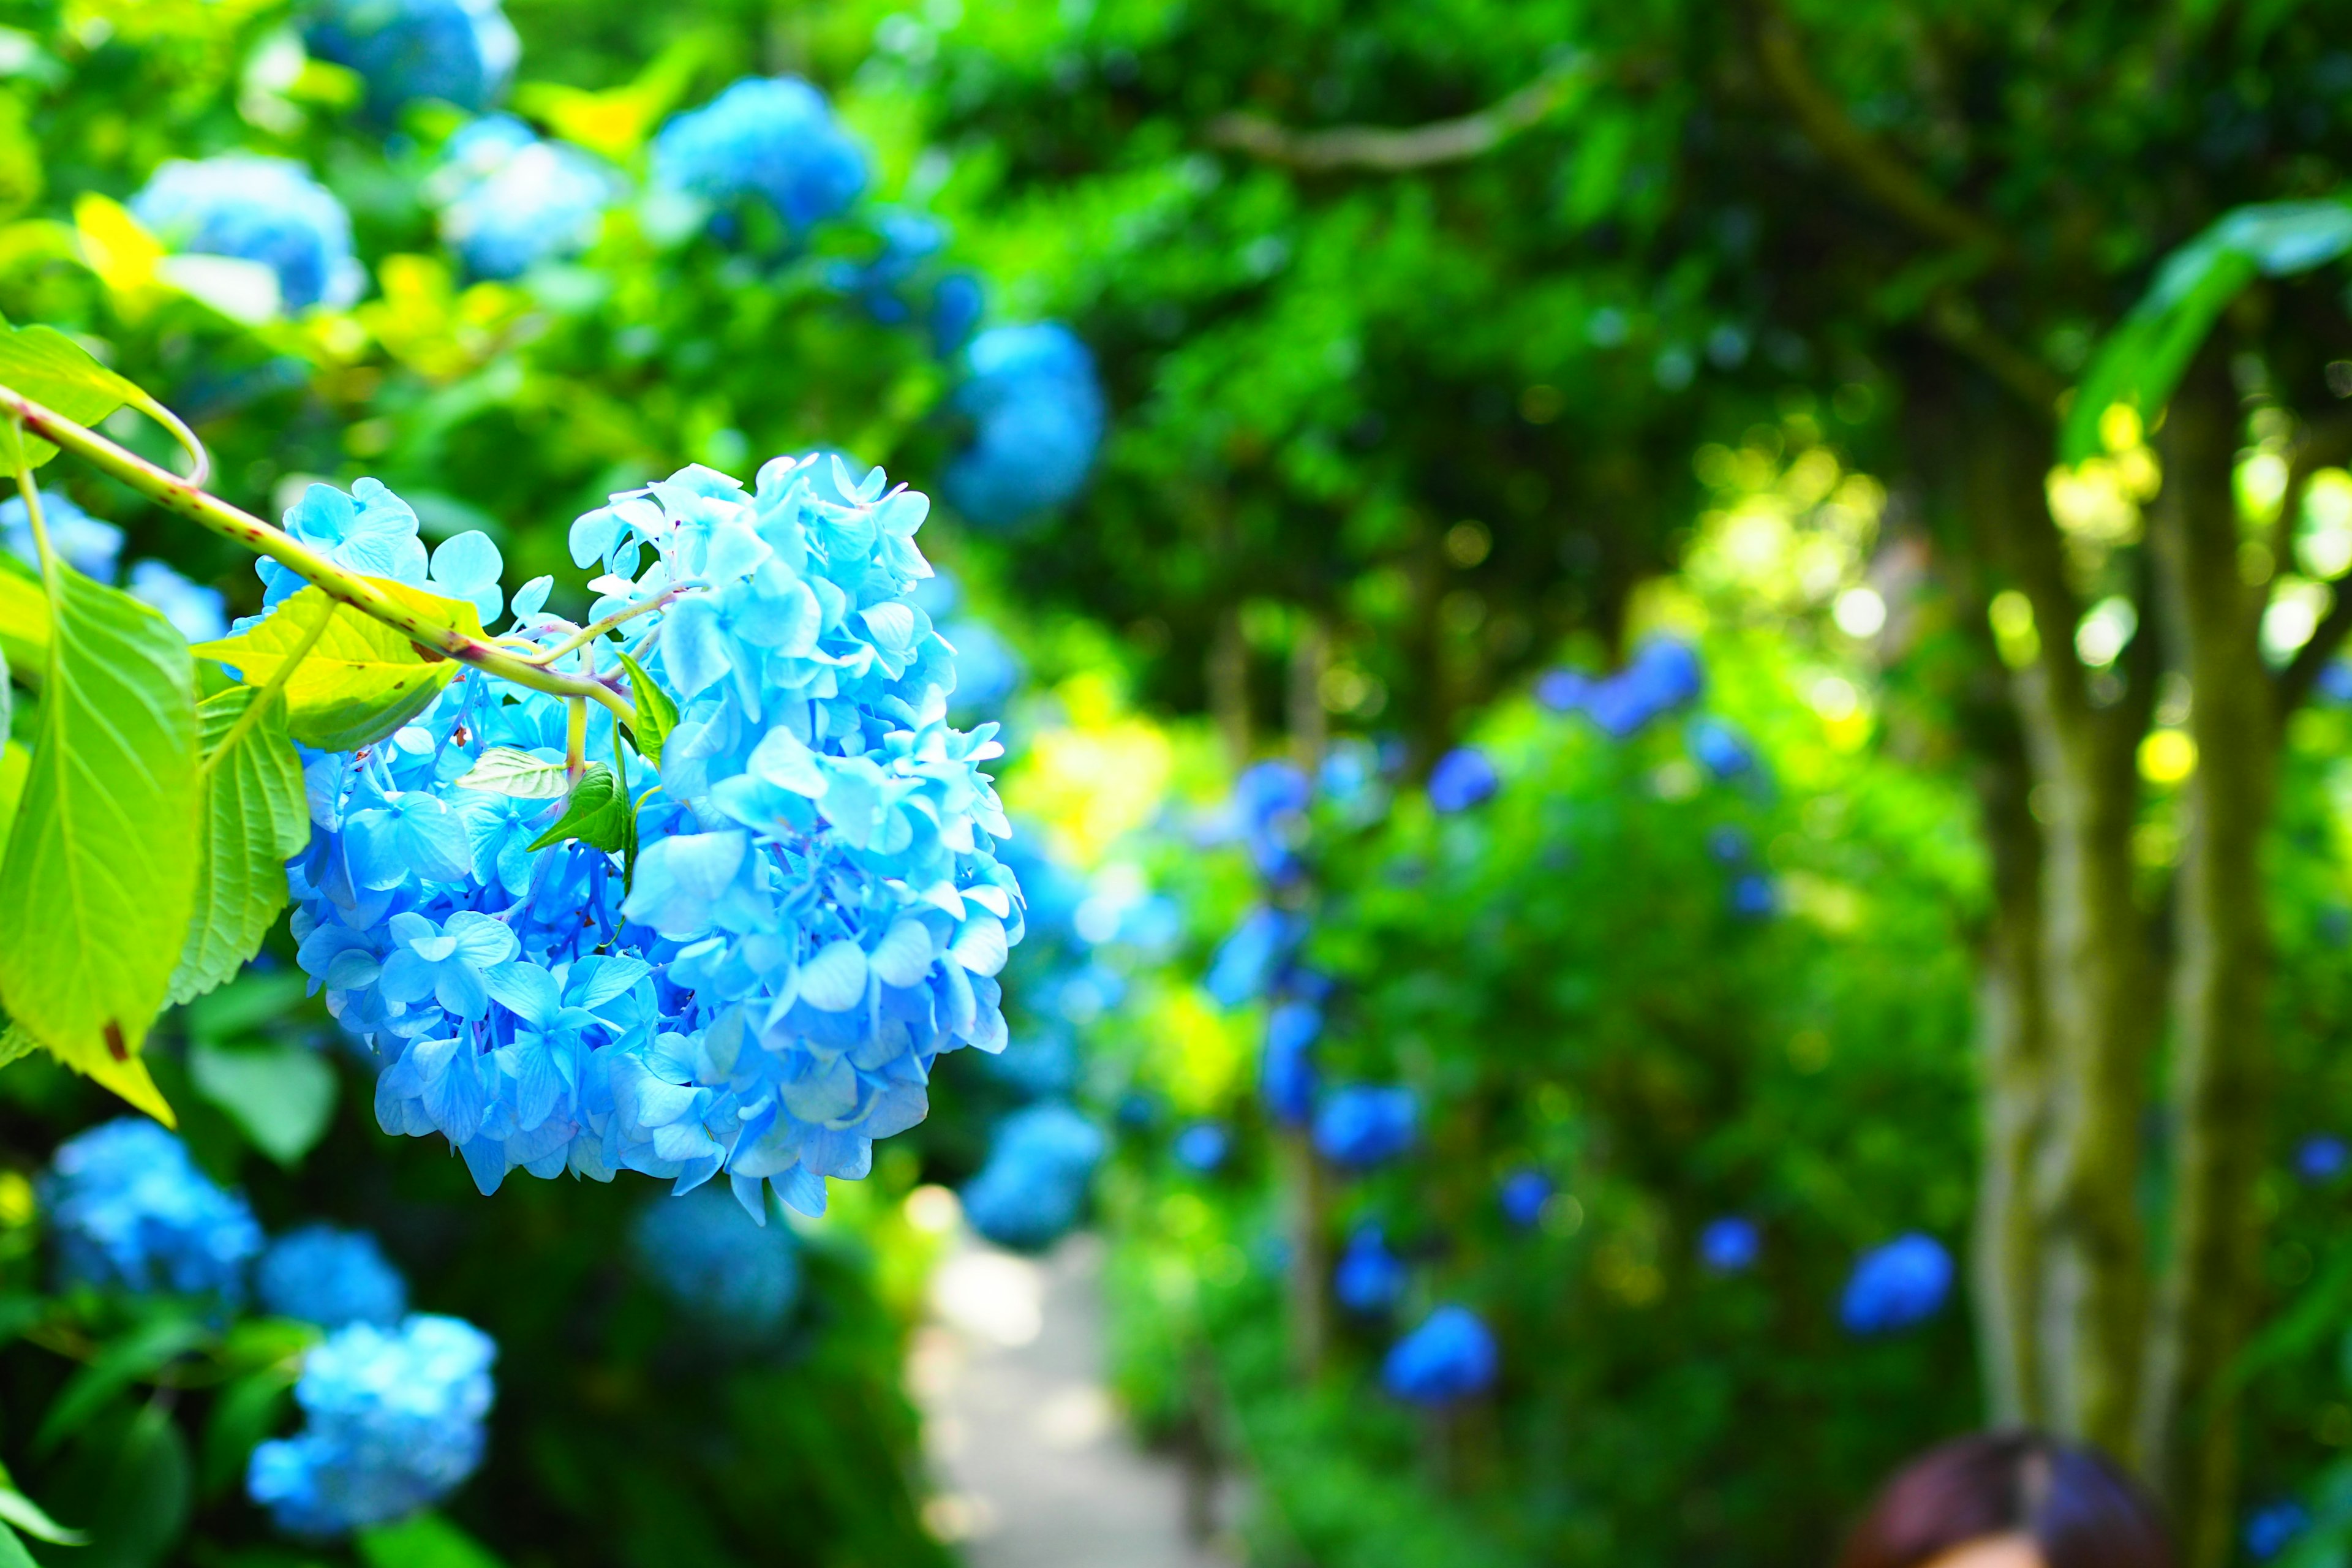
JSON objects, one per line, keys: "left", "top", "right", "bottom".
{"left": 356, "top": 1512, "right": 510, "bottom": 1568}
{"left": 75, "top": 1401, "right": 190, "bottom": 1568}
{"left": 455, "top": 745, "right": 570, "bottom": 798}
{"left": 168, "top": 688, "right": 310, "bottom": 1007}
{"left": 0, "top": 1521, "right": 36, "bottom": 1568}
{"left": 184, "top": 970, "right": 311, "bottom": 1044}
{"left": 190, "top": 583, "right": 477, "bottom": 752}
{"left": 0, "top": 552, "right": 40, "bottom": 678}
{"left": 615, "top": 649, "right": 676, "bottom": 766}
{"left": 0, "top": 741, "right": 25, "bottom": 867}
{"left": 0, "top": 323, "right": 144, "bottom": 470}
{"left": 0, "top": 567, "right": 198, "bottom": 1091}
{"left": 527, "top": 762, "right": 633, "bottom": 854}
{"left": 36, "top": 1315, "right": 208, "bottom": 1453}
{"left": 198, "top": 1367, "right": 295, "bottom": 1500}
{"left": 0, "top": 1483, "right": 88, "bottom": 1545}
{"left": 189, "top": 1038, "right": 337, "bottom": 1167}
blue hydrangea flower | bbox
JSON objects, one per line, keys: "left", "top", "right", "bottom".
{"left": 829, "top": 209, "right": 944, "bottom": 325}
{"left": 1706, "top": 826, "right": 1751, "bottom": 865}
{"left": 257, "top": 1224, "right": 409, "bottom": 1329}
{"left": 1498, "top": 1169, "right": 1552, "bottom": 1229}
{"left": 1205, "top": 907, "right": 1305, "bottom": 1008}
{"left": 653, "top": 77, "right": 866, "bottom": 232}
{"left": 1548, "top": 640, "right": 1705, "bottom": 738}
{"left": 1172, "top": 1121, "right": 1230, "bottom": 1173}
{"left": 285, "top": 454, "right": 1023, "bottom": 1214}
{"left": 1334, "top": 1223, "right": 1406, "bottom": 1314}
{"left": 2297, "top": 1134, "right": 2350, "bottom": 1184}
{"left": 130, "top": 155, "right": 364, "bottom": 314}
{"left": 432, "top": 116, "right": 616, "bottom": 280}
{"left": 1698, "top": 1216, "right": 1762, "bottom": 1273}
{"left": 632, "top": 1183, "right": 802, "bottom": 1338}
{"left": 941, "top": 617, "right": 1022, "bottom": 718}
{"left": 2247, "top": 1501, "right": 2310, "bottom": 1562}
{"left": 1222, "top": 760, "right": 1311, "bottom": 881}
{"left": 2318, "top": 660, "right": 2352, "bottom": 704}
{"left": 1313, "top": 1085, "right": 1417, "bottom": 1170}
{"left": 246, "top": 1313, "right": 497, "bottom": 1536}
{"left": 1427, "top": 747, "right": 1498, "bottom": 813}
{"left": 942, "top": 325, "right": 1106, "bottom": 529}
{"left": 43, "top": 1119, "right": 263, "bottom": 1300}
{"left": 127, "top": 560, "right": 228, "bottom": 642}
{"left": 1381, "top": 1305, "right": 1498, "bottom": 1406}
{"left": 960, "top": 1102, "right": 1105, "bottom": 1252}
{"left": 306, "top": 0, "right": 520, "bottom": 119}
{"left": 1261, "top": 1001, "right": 1320, "bottom": 1127}
{"left": 1686, "top": 718, "right": 1754, "bottom": 779}
{"left": 1839, "top": 1232, "right": 1953, "bottom": 1335}
{"left": 930, "top": 273, "right": 985, "bottom": 358}
{"left": 1, "top": 488, "right": 123, "bottom": 581}
{"left": 257, "top": 479, "right": 434, "bottom": 611}
{"left": 1729, "top": 874, "right": 1776, "bottom": 920}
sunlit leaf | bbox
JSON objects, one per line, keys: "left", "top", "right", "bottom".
{"left": 190, "top": 582, "right": 478, "bottom": 752}
{"left": 168, "top": 687, "right": 309, "bottom": 1006}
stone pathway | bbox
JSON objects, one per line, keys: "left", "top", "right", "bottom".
{"left": 911, "top": 1231, "right": 1238, "bottom": 1568}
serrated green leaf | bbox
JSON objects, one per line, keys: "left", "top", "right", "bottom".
{"left": 0, "top": 1025, "right": 35, "bottom": 1071}
{"left": 0, "top": 1483, "right": 87, "bottom": 1545}
{"left": 189, "top": 1039, "right": 336, "bottom": 1167}
{"left": 168, "top": 688, "right": 310, "bottom": 1007}
{"left": 191, "top": 583, "right": 476, "bottom": 752}
{"left": 527, "top": 762, "right": 633, "bottom": 854}
{"left": 0, "top": 567, "right": 197, "bottom": 1086}
{"left": 615, "top": 649, "right": 675, "bottom": 765}
{"left": 0, "top": 323, "right": 143, "bottom": 470}
{"left": 35, "top": 1315, "right": 208, "bottom": 1453}
{"left": 456, "top": 745, "right": 570, "bottom": 798}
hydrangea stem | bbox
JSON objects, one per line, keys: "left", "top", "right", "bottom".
{"left": 0, "top": 382, "right": 637, "bottom": 729}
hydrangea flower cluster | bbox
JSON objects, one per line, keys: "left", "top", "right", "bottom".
{"left": 1427, "top": 746, "right": 1498, "bottom": 814}
{"left": 2247, "top": 1501, "right": 2310, "bottom": 1562}
{"left": 1536, "top": 638, "right": 1704, "bottom": 738}
{"left": 1686, "top": 717, "right": 1755, "bottom": 780}
{"left": 943, "top": 325, "right": 1107, "bottom": 529}
{"left": 2296, "top": 1133, "right": 2349, "bottom": 1184}
{"left": 1497, "top": 1169, "right": 1553, "bottom": 1229}
{"left": 1172, "top": 1121, "right": 1230, "bottom": 1173}
{"left": 1381, "top": 1305, "right": 1498, "bottom": 1406}
{"left": 1313, "top": 1085, "right": 1418, "bottom": 1170}
{"left": 431, "top": 115, "right": 616, "bottom": 280}
{"left": 257, "top": 1224, "right": 410, "bottom": 1329}
{"left": 42, "top": 1119, "right": 263, "bottom": 1299}
{"left": 1839, "top": 1232, "right": 1953, "bottom": 1334}
{"left": 960, "top": 1102, "right": 1105, "bottom": 1252}
{"left": 1698, "top": 1216, "right": 1762, "bottom": 1273}
{"left": 306, "top": 0, "right": 521, "bottom": 119}
{"left": 247, "top": 1314, "right": 497, "bottom": 1536}
{"left": 1261, "top": 1000, "right": 1321, "bottom": 1127}
{"left": 284, "top": 455, "right": 1022, "bottom": 1217}
{"left": 1334, "top": 1223, "right": 1406, "bottom": 1314}
{"left": 130, "top": 154, "right": 365, "bottom": 314}
{"left": 1, "top": 490, "right": 226, "bottom": 640}
{"left": 828, "top": 210, "right": 986, "bottom": 356}
{"left": 653, "top": 77, "right": 867, "bottom": 233}
{"left": 631, "top": 1184, "right": 803, "bottom": 1338}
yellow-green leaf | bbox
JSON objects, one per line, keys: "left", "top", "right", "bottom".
{"left": 0, "top": 323, "right": 143, "bottom": 470}
{"left": 0, "top": 551, "right": 42, "bottom": 676}
{"left": 168, "top": 687, "right": 311, "bottom": 1007}
{"left": 615, "top": 647, "right": 675, "bottom": 766}
{"left": 191, "top": 582, "right": 475, "bottom": 751}
{"left": 0, "top": 740, "right": 26, "bottom": 864}
{"left": 0, "top": 568, "right": 197, "bottom": 1084}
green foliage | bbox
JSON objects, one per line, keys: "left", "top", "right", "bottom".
{"left": 525, "top": 761, "right": 632, "bottom": 855}
{"left": 192, "top": 587, "right": 459, "bottom": 753}
{"left": 170, "top": 686, "right": 310, "bottom": 1006}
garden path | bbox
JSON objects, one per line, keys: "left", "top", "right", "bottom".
{"left": 913, "top": 1231, "right": 1237, "bottom": 1568}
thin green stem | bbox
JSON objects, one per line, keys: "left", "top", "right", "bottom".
{"left": 9, "top": 444, "right": 55, "bottom": 608}
{"left": 0, "top": 382, "right": 636, "bottom": 729}
{"left": 565, "top": 696, "right": 587, "bottom": 782}
{"left": 202, "top": 594, "right": 337, "bottom": 777}
{"left": 522, "top": 585, "right": 696, "bottom": 667}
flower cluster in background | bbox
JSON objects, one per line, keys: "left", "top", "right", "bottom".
{"left": 961, "top": 1101, "right": 1107, "bottom": 1251}
{"left": 304, "top": 0, "right": 520, "bottom": 121}
{"left": 2, "top": 489, "right": 227, "bottom": 641}
{"left": 631, "top": 1183, "right": 804, "bottom": 1341}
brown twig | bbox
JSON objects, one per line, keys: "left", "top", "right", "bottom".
{"left": 1204, "top": 57, "right": 1588, "bottom": 173}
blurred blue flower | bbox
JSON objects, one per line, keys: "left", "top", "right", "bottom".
{"left": 1334, "top": 1223, "right": 1406, "bottom": 1314}
{"left": 1698, "top": 1216, "right": 1762, "bottom": 1273}
{"left": 829, "top": 209, "right": 944, "bottom": 325}
{"left": 1686, "top": 718, "right": 1754, "bottom": 779}
{"left": 1534, "top": 668, "right": 1591, "bottom": 713}
{"left": 131, "top": 154, "right": 364, "bottom": 312}
{"left": 432, "top": 116, "right": 615, "bottom": 280}
{"left": 257, "top": 1224, "right": 409, "bottom": 1329}
{"left": 1, "top": 488, "right": 123, "bottom": 581}
{"left": 1839, "top": 1232, "right": 1953, "bottom": 1335}
{"left": 1558, "top": 639, "right": 1705, "bottom": 738}
{"left": 1262, "top": 1001, "right": 1321, "bottom": 1127}
{"left": 930, "top": 272, "right": 986, "bottom": 357}
{"left": 1730, "top": 874, "right": 1776, "bottom": 920}
{"left": 2247, "top": 1501, "right": 2309, "bottom": 1562}
{"left": 1428, "top": 747, "right": 1499, "bottom": 813}
{"left": 44, "top": 1118, "right": 263, "bottom": 1300}
{"left": 943, "top": 323, "right": 1106, "bottom": 529}
{"left": 961, "top": 1103, "right": 1106, "bottom": 1253}
{"left": 941, "top": 616, "right": 1023, "bottom": 716}
{"left": 1382, "top": 1305, "right": 1498, "bottom": 1406}
{"left": 2297, "top": 1134, "right": 2350, "bottom": 1184}
{"left": 127, "top": 560, "right": 228, "bottom": 641}
{"left": 632, "top": 1183, "right": 803, "bottom": 1338}
{"left": 1706, "top": 826, "right": 1752, "bottom": 865}
{"left": 1225, "top": 760, "right": 1311, "bottom": 880}
{"left": 1314, "top": 1085, "right": 1418, "bottom": 1170}
{"left": 1498, "top": 1169, "right": 1553, "bottom": 1229}
{"left": 1206, "top": 906, "right": 1305, "bottom": 1008}
{"left": 307, "top": 0, "right": 519, "bottom": 118}
{"left": 247, "top": 1314, "right": 497, "bottom": 1536}
{"left": 653, "top": 77, "right": 866, "bottom": 232}
{"left": 1173, "top": 1121, "right": 1231, "bottom": 1173}
{"left": 2319, "top": 660, "right": 2352, "bottom": 705}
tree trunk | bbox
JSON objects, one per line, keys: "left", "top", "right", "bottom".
{"left": 2141, "top": 369, "right": 2277, "bottom": 1568}
{"left": 1209, "top": 605, "right": 1251, "bottom": 767}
